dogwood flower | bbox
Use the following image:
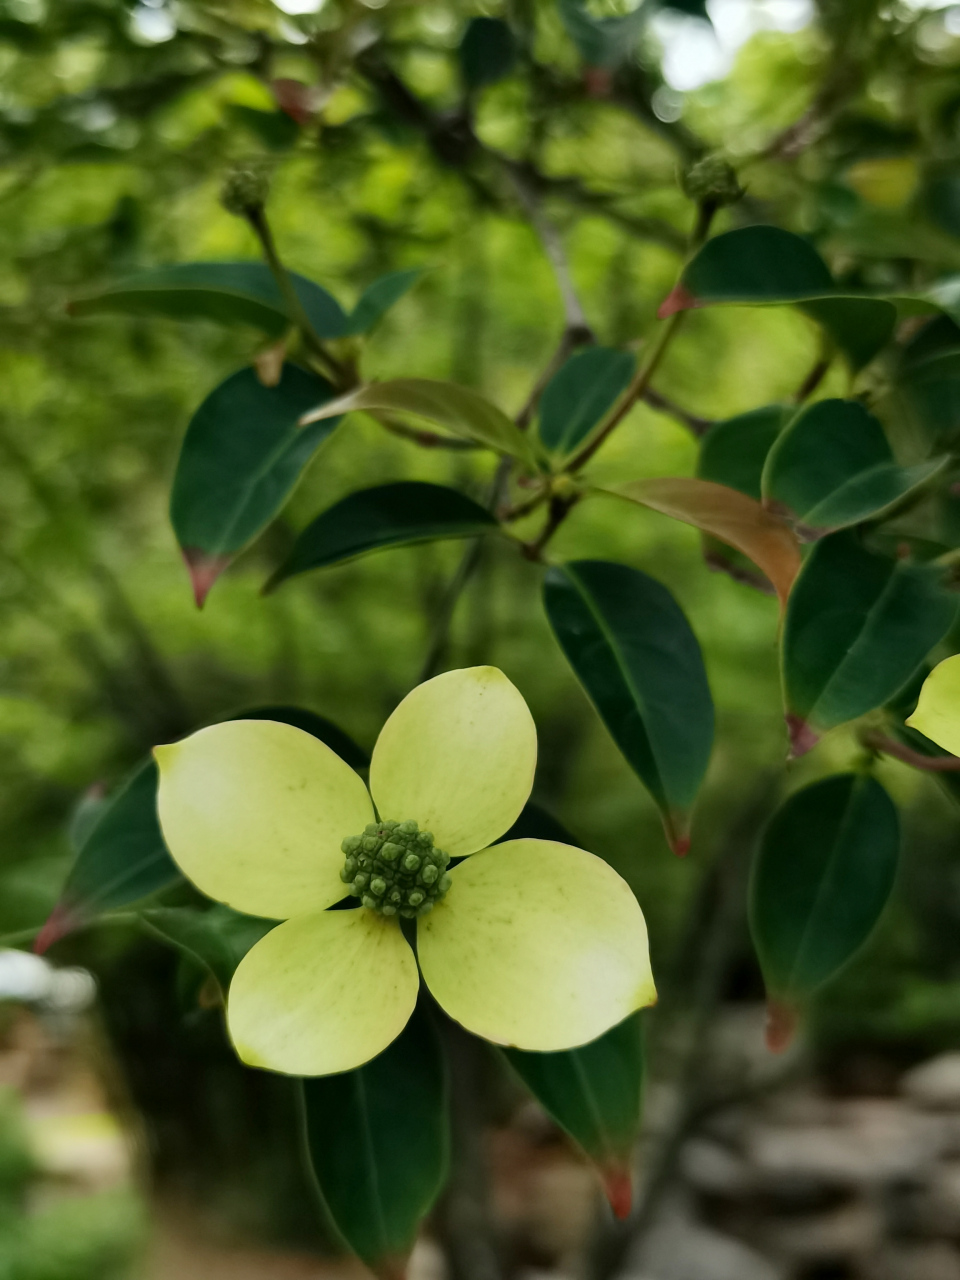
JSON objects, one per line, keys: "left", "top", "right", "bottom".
{"left": 153, "top": 667, "right": 656, "bottom": 1076}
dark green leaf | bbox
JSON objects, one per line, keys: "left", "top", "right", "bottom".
{"left": 300, "top": 1008, "right": 448, "bottom": 1268}
{"left": 171, "top": 364, "right": 342, "bottom": 606}
{"left": 896, "top": 350, "right": 960, "bottom": 441}
{"left": 36, "top": 760, "right": 175, "bottom": 953}
{"left": 781, "top": 531, "right": 957, "bottom": 748}
{"left": 750, "top": 773, "right": 899, "bottom": 997}
{"left": 537, "top": 347, "right": 635, "bottom": 456}
{"left": 141, "top": 904, "right": 274, "bottom": 994}
{"left": 697, "top": 405, "right": 788, "bottom": 500}
{"left": 543, "top": 560, "right": 714, "bottom": 853}
{"left": 662, "top": 227, "right": 897, "bottom": 370}
{"left": 344, "top": 268, "right": 423, "bottom": 336}
{"left": 459, "top": 17, "right": 518, "bottom": 89}
{"left": 763, "top": 398, "right": 946, "bottom": 533}
{"left": 298, "top": 378, "right": 539, "bottom": 466}
{"left": 557, "top": 0, "right": 650, "bottom": 67}
{"left": 503, "top": 1012, "right": 643, "bottom": 1216}
{"left": 266, "top": 482, "right": 497, "bottom": 591}
{"left": 69, "top": 262, "right": 348, "bottom": 338}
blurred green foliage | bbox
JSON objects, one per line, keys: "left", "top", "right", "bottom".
{"left": 0, "top": 1089, "right": 142, "bottom": 1280}
{"left": 4, "top": 0, "right": 960, "bottom": 1149}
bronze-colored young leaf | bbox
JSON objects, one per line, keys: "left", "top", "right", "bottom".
{"left": 601, "top": 477, "right": 801, "bottom": 608}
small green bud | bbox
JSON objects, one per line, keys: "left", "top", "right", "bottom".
{"left": 362, "top": 894, "right": 378, "bottom": 910}
{"left": 353, "top": 872, "right": 369, "bottom": 890}
{"left": 408, "top": 890, "right": 425, "bottom": 907}
{"left": 370, "top": 876, "right": 387, "bottom": 896}
{"left": 403, "top": 853, "right": 421, "bottom": 872}
{"left": 398, "top": 820, "right": 418, "bottom": 835}
{"left": 681, "top": 154, "right": 743, "bottom": 207}
{"left": 341, "top": 835, "right": 361, "bottom": 854}
{"left": 438, "top": 874, "right": 452, "bottom": 894}
{"left": 400, "top": 906, "right": 417, "bottom": 919}
{"left": 421, "top": 864, "right": 439, "bottom": 885}
{"left": 381, "top": 819, "right": 398, "bottom": 830}
{"left": 417, "top": 832, "right": 433, "bottom": 847}
{"left": 417, "top": 901, "right": 433, "bottom": 916}
{"left": 362, "top": 836, "right": 379, "bottom": 853}
{"left": 382, "top": 903, "right": 397, "bottom": 916}
{"left": 365, "top": 823, "right": 380, "bottom": 835}
{"left": 220, "top": 160, "right": 271, "bottom": 217}
{"left": 389, "top": 887, "right": 402, "bottom": 903}
{"left": 381, "top": 842, "right": 401, "bottom": 862}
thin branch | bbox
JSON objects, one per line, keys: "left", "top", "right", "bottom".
{"left": 861, "top": 731, "right": 960, "bottom": 773}
{"left": 642, "top": 387, "right": 713, "bottom": 438}
{"left": 566, "top": 312, "right": 687, "bottom": 473}
{"left": 507, "top": 163, "right": 595, "bottom": 342}
{"left": 794, "top": 354, "right": 831, "bottom": 404}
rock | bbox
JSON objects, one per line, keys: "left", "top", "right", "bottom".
{"left": 746, "top": 1100, "right": 944, "bottom": 1193}
{"left": 756, "top": 1201, "right": 884, "bottom": 1263}
{"left": 679, "top": 1138, "right": 752, "bottom": 1199}
{"left": 902, "top": 1054, "right": 960, "bottom": 1110}
{"left": 867, "top": 1242, "right": 960, "bottom": 1280}
{"left": 627, "top": 1195, "right": 785, "bottom": 1280}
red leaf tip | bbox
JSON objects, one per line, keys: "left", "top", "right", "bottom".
{"left": 271, "top": 78, "right": 314, "bottom": 125}
{"left": 785, "top": 714, "right": 819, "bottom": 760}
{"left": 765, "top": 998, "right": 798, "bottom": 1054}
{"left": 601, "top": 1164, "right": 633, "bottom": 1219}
{"left": 657, "top": 282, "right": 700, "bottom": 320}
{"left": 34, "top": 904, "right": 76, "bottom": 955}
{"left": 182, "top": 549, "right": 231, "bottom": 609}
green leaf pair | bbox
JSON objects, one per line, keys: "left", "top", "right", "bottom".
{"left": 781, "top": 530, "right": 957, "bottom": 753}
{"left": 699, "top": 399, "right": 946, "bottom": 534}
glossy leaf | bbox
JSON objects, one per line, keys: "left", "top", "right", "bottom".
{"left": 763, "top": 398, "right": 946, "bottom": 534}
{"left": 298, "top": 378, "right": 538, "bottom": 467}
{"left": 543, "top": 559, "right": 714, "bottom": 853}
{"left": 300, "top": 1007, "right": 448, "bottom": 1269}
{"left": 459, "top": 17, "right": 517, "bottom": 89}
{"left": 697, "top": 405, "right": 788, "bottom": 500}
{"left": 503, "top": 1011, "right": 644, "bottom": 1218}
{"left": 782, "top": 531, "right": 957, "bottom": 749}
{"left": 140, "top": 904, "right": 274, "bottom": 994}
{"left": 37, "top": 706, "right": 367, "bottom": 953}
{"left": 537, "top": 347, "right": 635, "bottom": 456}
{"left": 602, "top": 477, "right": 801, "bottom": 608}
{"left": 265, "top": 482, "right": 498, "bottom": 591}
{"left": 35, "top": 760, "right": 174, "bottom": 954}
{"left": 659, "top": 227, "right": 897, "bottom": 370}
{"left": 171, "top": 364, "right": 341, "bottom": 606}
{"left": 750, "top": 774, "right": 899, "bottom": 997}
{"left": 897, "top": 350, "right": 960, "bottom": 441}
{"left": 343, "top": 268, "right": 423, "bottom": 336}
{"left": 69, "top": 261, "right": 348, "bottom": 338}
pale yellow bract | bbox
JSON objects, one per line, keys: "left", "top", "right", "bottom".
{"left": 907, "top": 655, "right": 960, "bottom": 757}
{"left": 153, "top": 666, "right": 657, "bottom": 1076}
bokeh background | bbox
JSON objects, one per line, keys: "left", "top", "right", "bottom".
{"left": 4, "top": 0, "right": 960, "bottom": 1277}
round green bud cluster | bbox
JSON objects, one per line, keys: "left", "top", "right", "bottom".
{"left": 681, "top": 154, "right": 743, "bottom": 207}
{"left": 220, "top": 161, "right": 271, "bottom": 217}
{"left": 340, "top": 819, "right": 452, "bottom": 919}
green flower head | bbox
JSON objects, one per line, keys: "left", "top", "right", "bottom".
{"left": 153, "top": 667, "right": 656, "bottom": 1077}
